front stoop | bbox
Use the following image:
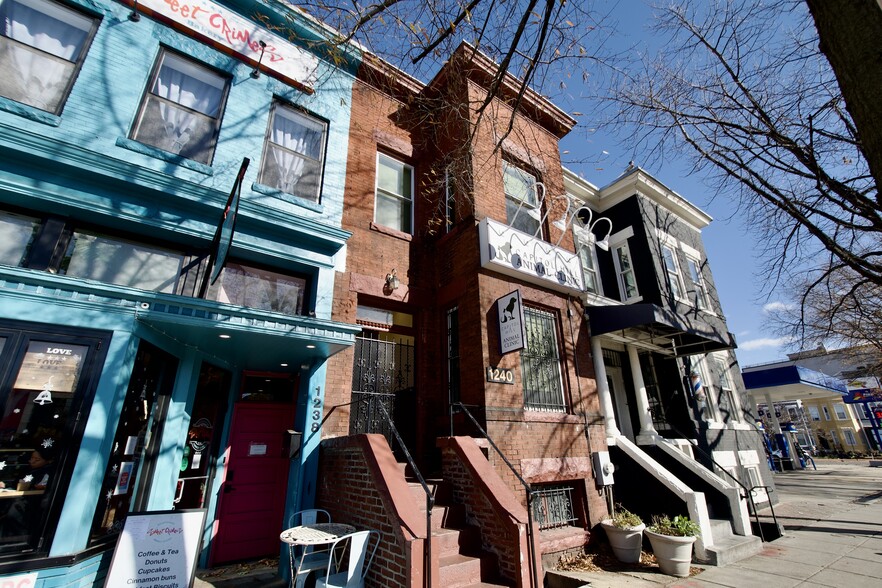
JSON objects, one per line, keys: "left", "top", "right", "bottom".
{"left": 411, "top": 480, "right": 512, "bottom": 588}
{"left": 696, "top": 518, "right": 763, "bottom": 566}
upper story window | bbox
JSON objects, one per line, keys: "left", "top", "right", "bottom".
{"left": 375, "top": 153, "right": 413, "bottom": 233}
{"left": 834, "top": 403, "right": 848, "bottom": 420}
{"left": 808, "top": 405, "right": 821, "bottom": 421}
{"left": 574, "top": 228, "right": 602, "bottom": 295}
{"left": 0, "top": 0, "right": 97, "bottom": 114}
{"left": 503, "top": 161, "right": 541, "bottom": 237}
{"left": 521, "top": 306, "right": 565, "bottom": 411}
{"left": 685, "top": 256, "right": 709, "bottom": 310}
{"left": 662, "top": 245, "right": 685, "bottom": 300}
{"left": 822, "top": 405, "right": 831, "bottom": 420}
{"left": 130, "top": 50, "right": 229, "bottom": 165}
{"left": 0, "top": 210, "right": 39, "bottom": 267}
{"left": 207, "top": 262, "right": 307, "bottom": 316}
{"left": 61, "top": 230, "right": 184, "bottom": 293}
{"left": 258, "top": 102, "right": 326, "bottom": 202}
{"left": 612, "top": 242, "right": 640, "bottom": 302}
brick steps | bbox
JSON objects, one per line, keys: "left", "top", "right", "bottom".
{"left": 406, "top": 479, "right": 512, "bottom": 588}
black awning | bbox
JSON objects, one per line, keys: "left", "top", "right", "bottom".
{"left": 586, "top": 303, "right": 736, "bottom": 357}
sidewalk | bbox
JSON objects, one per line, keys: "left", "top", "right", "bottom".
{"left": 195, "top": 460, "right": 882, "bottom": 587}
{"left": 551, "top": 460, "right": 882, "bottom": 587}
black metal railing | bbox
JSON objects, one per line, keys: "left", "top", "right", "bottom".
{"left": 662, "top": 425, "right": 779, "bottom": 541}
{"left": 451, "top": 402, "right": 540, "bottom": 588}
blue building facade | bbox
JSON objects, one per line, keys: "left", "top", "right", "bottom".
{"left": 0, "top": 0, "right": 360, "bottom": 583}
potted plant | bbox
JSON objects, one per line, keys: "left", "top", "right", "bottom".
{"left": 645, "top": 515, "right": 700, "bottom": 577}
{"left": 600, "top": 505, "right": 645, "bottom": 563}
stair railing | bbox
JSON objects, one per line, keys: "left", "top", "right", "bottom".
{"left": 451, "top": 402, "right": 540, "bottom": 588}
{"left": 661, "top": 425, "right": 779, "bottom": 541}
{"left": 371, "top": 399, "right": 434, "bottom": 588}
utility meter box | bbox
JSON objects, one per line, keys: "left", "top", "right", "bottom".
{"left": 593, "top": 451, "right": 615, "bottom": 486}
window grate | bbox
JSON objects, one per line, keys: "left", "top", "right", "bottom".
{"left": 532, "top": 485, "right": 577, "bottom": 530}
{"left": 521, "top": 307, "right": 565, "bottom": 411}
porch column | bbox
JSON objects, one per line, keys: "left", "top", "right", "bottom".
{"left": 591, "top": 336, "right": 620, "bottom": 439}
{"left": 626, "top": 344, "right": 657, "bottom": 440}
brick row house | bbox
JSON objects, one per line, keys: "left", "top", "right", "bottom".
{"left": 318, "top": 41, "right": 775, "bottom": 586}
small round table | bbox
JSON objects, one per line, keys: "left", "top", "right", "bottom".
{"left": 280, "top": 523, "right": 356, "bottom": 587}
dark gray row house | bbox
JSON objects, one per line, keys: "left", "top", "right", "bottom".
{"left": 566, "top": 166, "right": 774, "bottom": 564}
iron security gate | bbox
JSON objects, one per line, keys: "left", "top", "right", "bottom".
{"left": 349, "top": 336, "right": 415, "bottom": 445}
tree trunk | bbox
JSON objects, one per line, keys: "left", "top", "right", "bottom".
{"left": 805, "top": 0, "right": 882, "bottom": 200}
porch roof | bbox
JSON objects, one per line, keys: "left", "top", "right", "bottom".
{"left": 586, "top": 303, "right": 735, "bottom": 357}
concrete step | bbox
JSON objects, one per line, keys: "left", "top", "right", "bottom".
{"left": 438, "top": 553, "right": 483, "bottom": 588}
{"left": 699, "top": 532, "right": 763, "bottom": 566}
{"left": 708, "top": 518, "right": 734, "bottom": 540}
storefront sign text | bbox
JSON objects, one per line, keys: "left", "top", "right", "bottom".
{"left": 496, "top": 290, "right": 526, "bottom": 354}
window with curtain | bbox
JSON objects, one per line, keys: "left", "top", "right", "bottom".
{"left": 208, "top": 262, "right": 308, "bottom": 316}
{"left": 503, "top": 161, "right": 541, "bottom": 237}
{"left": 258, "top": 103, "right": 326, "bottom": 202}
{"left": 0, "top": 0, "right": 97, "bottom": 113}
{"left": 130, "top": 50, "right": 228, "bottom": 164}
{"left": 375, "top": 153, "right": 413, "bottom": 233}
{"left": 521, "top": 306, "right": 565, "bottom": 411}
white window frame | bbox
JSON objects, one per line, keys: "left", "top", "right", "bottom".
{"left": 684, "top": 255, "right": 710, "bottom": 310}
{"left": 822, "top": 405, "right": 831, "bottom": 421}
{"left": 662, "top": 244, "right": 686, "bottom": 300}
{"left": 130, "top": 50, "right": 229, "bottom": 164}
{"left": 843, "top": 428, "right": 857, "bottom": 446}
{"left": 0, "top": 0, "right": 98, "bottom": 114}
{"left": 503, "top": 161, "right": 542, "bottom": 237}
{"left": 258, "top": 102, "right": 327, "bottom": 202}
{"left": 808, "top": 405, "right": 821, "bottom": 421}
{"left": 714, "top": 355, "right": 740, "bottom": 417}
{"left": 612, "top": 241, "right": 640, "bottom": 302}
{"left": 834, "top": 403, "right": 848, "bottom": 420}
{"left": 574, "top": 227, "right": 602, "bottom": 296}
{"left": 694, "top": 356, "right": 720, "bottom": 422}
{"left": 374, "top": 152, "right": 414, "bottom": 233}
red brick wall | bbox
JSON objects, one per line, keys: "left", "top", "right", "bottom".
{"left": 316, "top": 435, "right": 427, "bottom": 587}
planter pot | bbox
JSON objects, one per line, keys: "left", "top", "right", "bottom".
{"left": 600, "top": 520, "right": 645, "bottom": 563}
{"left": 645, "top": 529, "right": 696, "bottom": 577}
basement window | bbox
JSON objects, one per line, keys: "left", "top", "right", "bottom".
{"left": 532, "top": 483, "right": 579, "bottom": 530}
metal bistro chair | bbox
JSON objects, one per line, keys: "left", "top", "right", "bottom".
{"left": 315, "top": 530, "right": 379, "bottom": 588}
{"left": 287, "top": 508, "right": 332, "bottom": 588}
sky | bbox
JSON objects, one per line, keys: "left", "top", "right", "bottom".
{"left": 556, "top": 0, "right": 796, "bottom": 368}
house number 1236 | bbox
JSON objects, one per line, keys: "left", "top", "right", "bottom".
{"left": 486, "top": 367, "right": 514, "bottom": 384}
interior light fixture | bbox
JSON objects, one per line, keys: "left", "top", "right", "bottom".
{"left": 280, "top": 363, "right": 289, "bottom": 367}
{"left": 306, "top": 344, "right": 316, "bottom": 349}
{"left": 219, "top": 334, "right": 231, "bottom": 339}
{"left": 385, "top": 269, "right": 400, "bottom": 291}
{"left": 250, "top": 41, "right": 267, "bottom": 79}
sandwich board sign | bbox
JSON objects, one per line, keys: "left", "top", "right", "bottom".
{"left": 497, "top": 290, "right": 526, "bottom": 354}
{"left": 105, "top": 509, "right": 206, "bottom": 588}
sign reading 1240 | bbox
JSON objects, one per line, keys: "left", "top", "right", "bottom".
{"left": 486, "top": 367, "right": 514, "bottom": 384}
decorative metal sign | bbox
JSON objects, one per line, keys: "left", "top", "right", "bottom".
{"left": 479, "top": 218, "right": 585, "bottom": 295}
{"left": 486, "top": 366, "right": 514, "bottom": 384}
{"left": 496, "top": 290, "right": 526, "bottom": 354}
{"left": 130, "top": 0, "right": 319, "bottom": 90}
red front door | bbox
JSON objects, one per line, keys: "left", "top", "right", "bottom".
{"left": 211, "top": 401, "right": 295, "bottom": 564}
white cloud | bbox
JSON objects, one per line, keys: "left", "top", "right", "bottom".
{"left": 762, "top": 301, "right": 794, "bottom": 314}
{"left": 739, "top": 336, "right": 792, "bottom": 351}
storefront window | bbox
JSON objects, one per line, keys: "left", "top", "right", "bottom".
{"left": 89, "top": 342, "right": 177, "bottom": 543}
{"left": 174, "top": 364, "right": 228, "bottom": 510}
{"left": 521, "top": 307, "right": 565, "bottom": 411}
{"left": 0, "top": 323, "right": 108, "bottom": 559}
